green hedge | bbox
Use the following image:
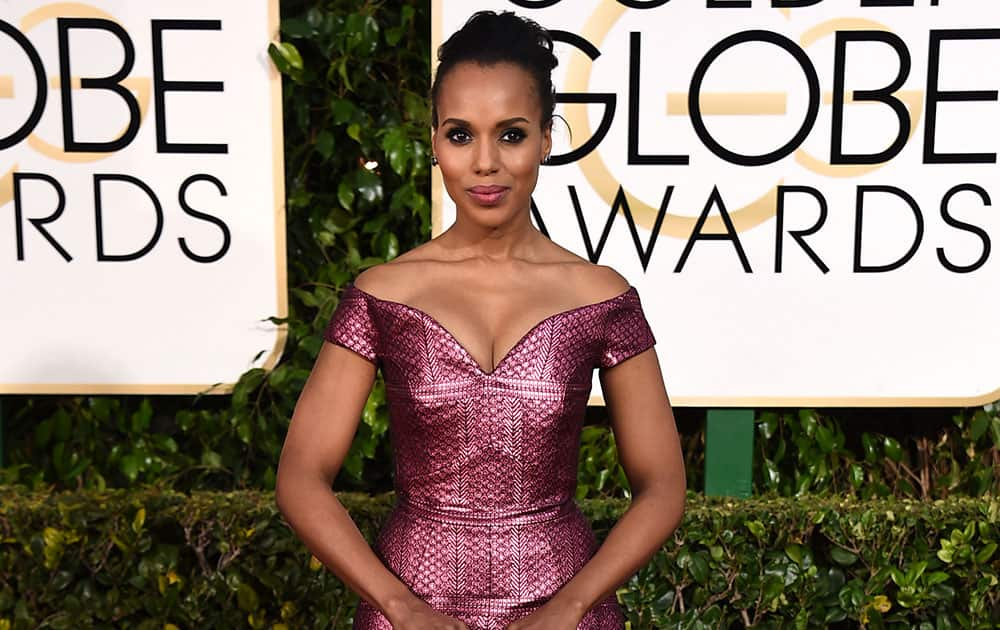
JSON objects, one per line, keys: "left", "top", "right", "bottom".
{"left": 1, "top": 488, "right": 996, "bottom": 629}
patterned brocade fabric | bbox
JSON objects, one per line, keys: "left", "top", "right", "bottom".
{"left": 323, "top": 282, "right": 657, "bottom": 630}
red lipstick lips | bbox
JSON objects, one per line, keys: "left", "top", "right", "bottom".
{"left": 467, "top": 185, "right": 510, "bottom": 206}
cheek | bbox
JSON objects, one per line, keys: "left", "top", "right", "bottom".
{"left": 506, "top": 151, "right": 540, "bottom": 182}
{"left": 436, "top": 152, "right": 463, "bottom": 180}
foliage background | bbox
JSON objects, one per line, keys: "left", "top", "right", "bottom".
{"left": 0, "top": 0, "right": 997, "bottom": 627}
{"left": 1, "top": 488, "right": 997, "bottom": 629}
{"left": 0, "top": 0, "right": 996, "bottom": 502}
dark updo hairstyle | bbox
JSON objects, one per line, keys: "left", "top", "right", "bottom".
{"left": 431, "top": 10, "right": 559, "bottom": 130}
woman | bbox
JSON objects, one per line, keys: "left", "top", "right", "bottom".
{"left": 275, "top": 10, "right": 685, "bottom": 630}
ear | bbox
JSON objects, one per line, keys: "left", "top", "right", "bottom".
{"left": 541, "top": 120, "right": 553, "bottom": 161}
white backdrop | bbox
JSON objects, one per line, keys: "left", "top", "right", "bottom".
{"left": 433, "top": 0, "right": 1000, "bottom": 407}
{"left": 0, "top": 1, "right": 285, "bottom": 394}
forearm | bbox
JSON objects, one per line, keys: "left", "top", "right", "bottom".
{"left": 275, "top": 472, "right": 415, "bottom": 617}
{"left": 554, "top": 486, "right": 684, "bottom": 615}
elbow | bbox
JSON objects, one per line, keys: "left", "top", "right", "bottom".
{"left": 274, "top": 463, "right": 332, "bottom": 519}
{"left": 274, "top": 465, "right": 299, "bottom": 518}
{"left": 656, "top": 479, "right": 685, "bottom": 523}
{"left": 670, "top": 472, "right": 687, "bottom": 528}
{"left": 672, "top": 488, "right": 686, "bottom": 529}
{"left": 637, "top": 475, "right": 686, "bottom": 536}
{"left": 274, "top": 476, "right": 290, "bottom": 517}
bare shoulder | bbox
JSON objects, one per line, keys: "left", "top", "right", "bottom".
{"left": 538, "top": 240, "right": 629, "bottom": 297}
{"left": 352, "top": 242, "right": 441, "bottom": 300}
{"left": 570, "top": 263, "right": 632, "bottom": 302}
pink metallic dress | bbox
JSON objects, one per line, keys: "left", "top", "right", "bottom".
{"left": 323, "top": 281, "right": 656, "bottom": 630}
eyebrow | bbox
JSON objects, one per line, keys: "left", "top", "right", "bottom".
{"left": 441, "top": 117, "right": 531, "bottom": 128}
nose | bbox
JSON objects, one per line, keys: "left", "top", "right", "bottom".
{"left": 473, "top": 139, "right": 499, "bottom": 175}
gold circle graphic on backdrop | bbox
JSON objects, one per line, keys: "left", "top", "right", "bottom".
{"left": 562, "top": 5, "right": 924, "bottom": 236}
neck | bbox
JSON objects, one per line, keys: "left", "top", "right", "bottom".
{"left": 442, "top": 207, "right": 544, "bottom": 262}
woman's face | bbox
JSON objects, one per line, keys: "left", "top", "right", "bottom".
{"left": 432, "top": 61, "right": 552, "bottom": 227}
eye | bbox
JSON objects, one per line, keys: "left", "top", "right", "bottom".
{"left": 446, "top": 128, "right": 471, "bottom": 144}
{"left": 500, "top": 128, "right": 527, "bottom": 143}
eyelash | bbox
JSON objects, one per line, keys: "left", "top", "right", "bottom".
{"left": 445, "top": 128, "right": 528, "bottom": 145}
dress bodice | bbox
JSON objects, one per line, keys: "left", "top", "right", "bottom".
{"left": 325, "top": 282, "right": 656, "bottom": 516}
{"left": 323, "top": 280, "right": 656, "bottom": 629}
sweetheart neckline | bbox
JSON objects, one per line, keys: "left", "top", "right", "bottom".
{"left": 347, "top": 282, "right": 636, "bottom": 376}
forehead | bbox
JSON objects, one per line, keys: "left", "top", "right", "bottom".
{"left": 436, "top": 61, "right": 541, "bottom": 125}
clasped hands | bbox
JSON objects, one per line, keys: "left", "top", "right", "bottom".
{"left": 387, "top": 594, "right": 584, "bottom": 629}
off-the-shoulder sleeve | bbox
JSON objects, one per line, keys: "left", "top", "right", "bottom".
{"left": 324, "top": 284, "right": 379, "bottom": 364}
{"left": 598, "top": 289, "right": 656, "bottom": 369}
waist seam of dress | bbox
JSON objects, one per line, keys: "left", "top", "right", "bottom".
{"left": 395, "top": 494, "right": 579, "bottom": 527}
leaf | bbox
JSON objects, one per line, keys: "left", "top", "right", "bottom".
{"left": 233, "top": 368, "right": 266, "bottom": 408}
{"left": 785, "top": 544, "right": 803, "bottom": 566}
{"left": 54, "top": 411, "right": 72, "bottom": 442}
{"left": 332, "top": 98, "right": 356, "bottom": 125}
{"left": 824, "top": 607, "right": 847, "bottom": 624}
{"left": 382, "top": 128, "right": 411, "bottom": 176}
{"left": 120, "top": 454, "right": 141, "bottom": 483}
{"left": 830, "top": 546, "right": 857, "bottom": 567}
{"left": 795, "top": 472, "right": 814, "bottom": 496}
{"left": 337, "top": 180, "right": 355, "bottom": 210}
{"left": 290, "top": 288, "right": 320, "bottom": 308}
{"left": 355, "top": 169, "right": 383, "bottom": 204}
{"left": 861, "top": 432, "right": 878, "bottom": 462}
{"left": 688, "top": 552, "right": 709, "bottom": 584}
{"left": 376, "top": 231, "right": 399, "bottom": 260}
{"left": 337, "top": 58, "right": 353, "bottom": 92}
{"left": 385, "top": 25, "right": 404, "bottom": 46}
{"left": 132, "top": 507, "right": 146, "bottom": 534}
{"left": 236, "top": 416, "right": 253, "bottom": 445}
{"left": 315, "top": 130, "right": 335, "bottom": 160}
{"left": 799, "top": 410, "right": 818, "bottom": 437}
{"left": 849, "top": 463, "right": 864, "bottom": 489}
{"left": 201, "top": 450, "right": 223, "bottom": 469}
{"left": 762, "top": 575, "right": 784, "bottom": 602}
{"left": 905, "top": 560, "right": 927, "bottom": 583}
{"left": 889, "top": 567, "right": 906, "bottom": 587}
{"left": 924, "top": 571, "right": 949, "bottom": 586}
{"left": 763, "top": 458, "right": 781, "bottom": 489}
{"left": 937, "top": 545, "right": 953, "bottom": 564}
{"left": 347, "top": 123, "right": 362, "bottom": 143}
{"left": 931, "top": 583, "right": 956, "bottom": 602}
{"left": 969, "top": 411, "right": 989, "bottom": 441}
{"left": 131, "top": 398, "right": 152, "bottom": 433}
{"left": 237, "top": 583, "right": 259, "bottom": 612}
{"left": 757, "top": 412, "right": 778, "bottom": 440}
{"left": 267, "top": 42, "right": 304, "bottom": 74}
{"left": 815, "top": 424, "right": 834, "bottom": 453}
{"left": 35, "top": 418, "right": 53, "bottom": 447}
{"left": 883, "top": 436, "right": 903, "bottom": 462}
{"left": 974, "top": 542, "right": 996, "bottom": 564}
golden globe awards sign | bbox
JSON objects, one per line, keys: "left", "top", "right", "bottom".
{"left": 433, "top": 0, "right": 1000, "bottom": 407}
{"left": 0, "top": 1, "right": 285, "bottom": 395}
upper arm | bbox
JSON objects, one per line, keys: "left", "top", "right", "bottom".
{"left": 277, "top": 283, "right": 380, "bottom": 487}
{"left": 600, "top": 349, "right": 683, "bottom": 498}
{"left": 596, "top": 273, "right": 685, "bottom": 498}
